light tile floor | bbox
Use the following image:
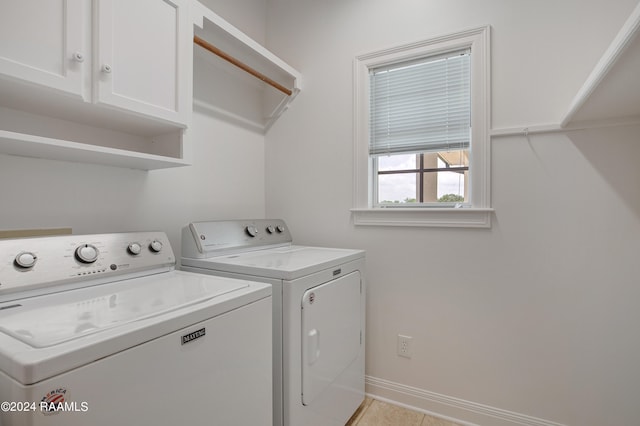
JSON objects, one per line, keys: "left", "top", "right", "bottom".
{"left": 346, "top": 398, "right": 463, "bottom": 426}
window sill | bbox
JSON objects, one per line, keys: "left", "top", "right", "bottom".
{"left": 351, "top": 207, "right": 493, "bottom": 228}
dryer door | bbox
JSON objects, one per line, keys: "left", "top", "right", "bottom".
{"left": 301, "top": 271, "right": 361, "bottom": 406}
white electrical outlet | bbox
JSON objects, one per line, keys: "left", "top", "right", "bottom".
{"left": 397, "top": 335, "right": 413, "bottom": 358}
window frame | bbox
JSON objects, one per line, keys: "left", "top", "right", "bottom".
{"left": 352, "top": 25, "right": 492, "bottom": 228}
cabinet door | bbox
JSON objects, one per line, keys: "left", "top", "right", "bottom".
{"left": 0, "top": 0, "right": 86, "bottom": 98}
{"left": 95, "top": 0, "right": 190, "bottom": 127}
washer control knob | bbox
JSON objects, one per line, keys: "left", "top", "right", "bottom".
{"left": 266, "top": 225, "right": 275, "bottom": 234}
{"left": 276, "top": 225, "right": 285, "bottom": 233}
{"left": 127, "top": 242, "right": 142, "bottom": 255}
{"left": 245, "top": 225, "right": 258, "bottom": 237}
{"left": 15, "top": 251, "right": 37, "bottom": 268}
{"left": 75, "top": 244, "right": 99, "bottom": 263}
{"left": 149, "top": 240, "right": 163, "bottom": 253}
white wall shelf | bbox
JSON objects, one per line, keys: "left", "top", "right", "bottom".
{"left": 561, "top": 1, "right": 640, "bottom": 128}
{"left": 0, "top": 130, "right": 189, "bottom": 170}
{"left": 191, "top": 0, "right": 301, "bottom": 132}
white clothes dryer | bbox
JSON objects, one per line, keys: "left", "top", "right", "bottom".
{"left": 0, "top": 232, "right": 272, "bottom": 426}
{"left": 181, "top": 219, "right": 366, "bottom": 426}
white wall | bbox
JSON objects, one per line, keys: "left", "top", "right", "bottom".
{"left": 0, "top": 2, "right": 267, "bottom": 257}
{"left": 264, "top": 1, "right": 640, "bottom": 425}
{"left": 0, "top": 108, "right": 265, "bottom": 256}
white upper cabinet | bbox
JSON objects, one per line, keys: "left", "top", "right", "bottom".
{"left": 0, "top": 0, "right": 192, "bottom": 170}
{"left": 0, "top": 0, "right": 87, "bottom": 99}
{"left": 95, "top": 0, "right": 190, "bottom": 126}
{"left": 0, "top": 0, "right": 190, "bottom": 128}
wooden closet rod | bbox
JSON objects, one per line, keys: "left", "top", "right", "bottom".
{"left": 194, "top": 35, "right": 293, "bottom": 97}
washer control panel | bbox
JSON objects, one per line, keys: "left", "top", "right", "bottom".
{"left": 182, "top": 219, "right": 292, "bottom": 258}
{"left": 0, "top": 232, "right": 175, "bottom": 301}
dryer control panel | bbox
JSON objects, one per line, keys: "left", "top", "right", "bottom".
{"left": 182, "top": 219, "right": 293, "bottom": 259}
{"left": 0, "top": 232, "right": 175, "bottom": 301}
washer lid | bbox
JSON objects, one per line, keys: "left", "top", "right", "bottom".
{"left": 0, "top": 271, "right": 271, "bottom": 385}
{"left": 183, "top": 245, "right": 365, "bottom": 280}
{"left": 0, "top": 272, "right": 249, "bottom": 348}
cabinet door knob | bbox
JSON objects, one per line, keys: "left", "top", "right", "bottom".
{"left": 73, "top": 52, "right": 85, "bottom": 63}
{"left": 102, "top": 64, "right": 112, "bottom": 73}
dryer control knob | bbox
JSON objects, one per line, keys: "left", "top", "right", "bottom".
{"left": 245, "top": 225, "right": 259, "bottom": 237}
{"left": 266, "top": 225, "right": 275, "bottom": 234}
{"left": 149, "top": 240, "right": 163, "bottom": 253}
{"left": 15, "top": 251, "right": 37, "bottom": 268}
{"left": 276, "top": 225, "right": 285, "bottom": 233}
{"left": 75, "top": 244, "right": 99, "bottom": 263}
{"left": 128, "top": 242, "right": 142, "bottom": 255}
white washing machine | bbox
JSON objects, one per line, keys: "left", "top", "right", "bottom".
{"left": 181, "top": 219, "right": 366, "bottom": 426}
{"left": 0, "top": 232, "right": 272, "bottom": 426}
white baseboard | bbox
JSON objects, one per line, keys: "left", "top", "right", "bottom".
{"left": 365, "top": 375, "right": 567, "bottom": 426}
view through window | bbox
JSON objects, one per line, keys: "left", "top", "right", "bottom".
{"left": 376, "top": 150, "right": 469, "bottom": 204}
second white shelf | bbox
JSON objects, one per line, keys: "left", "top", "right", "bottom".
{"left": 191, "top": 0, "right": 302, "bottom": 132}
{"left": 561, "top": 1, "right": 640, "bottom": 128}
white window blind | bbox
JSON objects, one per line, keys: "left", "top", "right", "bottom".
{"left": 369, "top": 49, "right": 471, "bottom": 156}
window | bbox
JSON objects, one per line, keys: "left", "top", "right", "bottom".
{"left": 353, "top": 26, "right": 492, "bottom": 227}
{"left": 371, "top": 49, "right": 470, "bottom": 206}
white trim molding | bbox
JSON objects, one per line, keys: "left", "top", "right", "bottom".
{"left": 352, "top": 26, "right": 491, "bottom": 228}
{"left": 366, "top": 375, "right": 568, "bottom": 426}
{"left": 351, "top": 208, "right": 493, "bottom": 228}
